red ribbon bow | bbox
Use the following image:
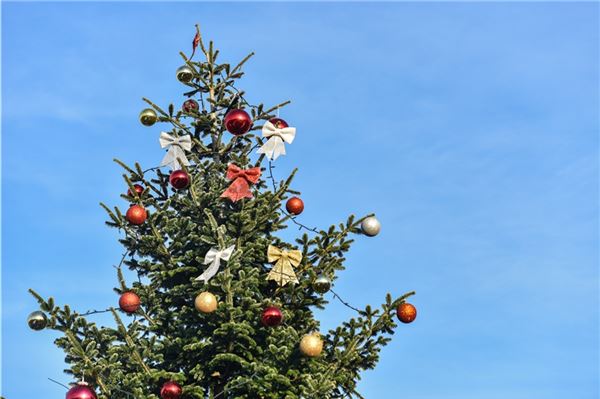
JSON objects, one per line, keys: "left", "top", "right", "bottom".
{"left": 220, "top": 164, "right": 261, "bottom": 202}
{"left": 190, "top": 32, "right": 201, "bottom": 59}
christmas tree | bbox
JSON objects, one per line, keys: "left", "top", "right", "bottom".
{"left": 28, "top": 26, "right": 417, "bottom": 399}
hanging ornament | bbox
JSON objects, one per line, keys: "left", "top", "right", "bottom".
{"left": 139, "top": 108, "right": 158, "bottom": 127}
{"left": 285, "top": 197, "right": 304, "bottom": 215}
{"left": 126, "top": 205, "right": 147, "bottom": 225}
{"left": 313, "top": 275, "right": 332, "bottom": 294}
{"left": 224, "top": 109, "right": 252, "bottom": 136}
{"left": 397, "top": 303, "right": 417, "bottom": 324}
{"left": 159, "top": 132, "right": 192, "bottom": 170}
{"left": 182, "top": 99, "right": 199, "bottom": 113}
{"left": 169, "top": 170, "right": 190, "bottom": 190}
{"left": 361, "top": 216, "right": 381, "bottom": 237}
{"left": 265, "top": 245, "right": 301, "bottom": 286}
{"left": 261, "top": 306, "right": 283, "bottom": 327}
{"left": 119, "top": 291, "right": 141, "bottom": 314}
{"left": 160, "top": 380, "right": 182, "bottom": 399}
{"left": 300, "top": 333, "right": 323, "bottom": 357}
{"left": 176, "top": 65, "right": 194, "bottom": 83}
{"left": 127, "top": 184, "right": 144, "bottom": 197}
{"left": 194, "top": 292, "right": 218, "bottom": 313}
{"left": 269, "top": 117, "right": 289, "bottom": 129}
{"left": 257, "top": 118, "right": 296, "bottom": 160}
{"left": 220, "top": 163, "right": 261, "bottom": 202}
{"left": 195, "top": 245, "right": 235, "bottom": 283}
{"left": 66, "top": 382, "right": 97, "bottom": 399}
{"left": 27, "top": 310, "right": 48, "bottom": 331}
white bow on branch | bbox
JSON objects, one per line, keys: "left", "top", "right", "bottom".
{"left": 256, "top": 120, "right": 296, "bottom": 160}
{"left": 195, "top": 245, "right": 236, "bottom": 282}
{"left": 159, "top": 132, "right": 192, "bottom": 170}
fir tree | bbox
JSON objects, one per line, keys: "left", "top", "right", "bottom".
{"left": 29, "top": 26, "right": 416, "bottom": 399}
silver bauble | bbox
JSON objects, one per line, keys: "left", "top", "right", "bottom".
{"left": 176, "top": 65, "right": 194, "bottom": 83}
{"left": 27, "top": 311, "right": 48, "bottom": 331}
{"left": 313, "top": 275, "right": 332, "bottom": 294}
{"left": 361, "top": 216, "right": 381, "bottom": 237}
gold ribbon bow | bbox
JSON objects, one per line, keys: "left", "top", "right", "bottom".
{"left": 266, "top": 245, "right": 302, "bottom": 286}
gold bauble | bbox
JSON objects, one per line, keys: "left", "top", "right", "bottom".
{"left": 195, "top": 291, "right": 218, "bottom": 313}
{"left": 300, "top": 333, "right": 323, "bottom": 357}
{"left": 313, "top": 275, "right": 331, "bottom": 294}
{"left": 139, "top": 108, "right": 158, "bottom": 127}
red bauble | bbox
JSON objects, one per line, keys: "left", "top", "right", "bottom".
{"left": 126, "top": 205, "right": 147, "bottom": 225}
{"left": 169, "top": 170, "right": 190, "bottom": 190}
{"left": 160, "top": 381, "right": 182, "bottom": 399}
{"left": 269, "top": 117, "right": 289, "bottom": 129}
{"left": 119, "top": 291, "right": 141, "bottom": 314}
{"left": 261, "top": 306, "right": 283, "bottom": 327}
{"left": 182, "top": 99, "right": 199, "bottom": 113}
{"left": 286, "top": 197, "right": 304, "bottom": 215}
{"left": 127, "top": 184, "right": 144, "bottom": 197}
{"left": 66, "top": 383, "right": 97, "bottom": 399}
{"left": 397, "top": 303, "right": 417, "bottom": 324}
{"left": 224, "top": 109, "right": 252, "bottom": 135}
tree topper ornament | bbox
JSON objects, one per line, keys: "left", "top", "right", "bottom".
{"left": 265, "top": 245, "right": 302, "bottom": 286}
{"left": 159, "top": 132, "right": 192, "bottom": 170}
{"left": 195, "top": 245, "right": 235, "bottom": 283}
{"left": 256, "top": 120, "right": 296, "bottom": 160}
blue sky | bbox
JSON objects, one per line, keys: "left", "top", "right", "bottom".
{"left": 2, "top": 2, "right": 598, "bottom": 398}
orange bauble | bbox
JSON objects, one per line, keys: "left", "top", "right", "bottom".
{"left": 119, "top": 291, "right": 141, "bottom": 314}
{"left": 299, "top": 333, "right": 323, "bottom": 357}
{"left": 286, "top": 197, "right": 304, "bottom": 215}
{"left": 397, "top": 302, "right": 417, "bottom": 324}
{"left": 126, "top": 205, "right": 147, "bottom": 225}
{"left": 195, "top": 292, "right": 218, "bottom": 313}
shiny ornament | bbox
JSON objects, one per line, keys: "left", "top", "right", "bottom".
{"left": 300, "top": 333, "right": 323, "bottom": 357}
{"left": 265, "top": 245, "right": 301, "bottom": 286}
{"left": 169, "top": 170, "right": 190, "bottom": 190}
{"left": 195, "top": 292, "right": 218, "bottom": 313}
{"left": 66, "top": 382, "right": 97, "bottom": 399}
{"left": 261, "top": 306, "right": 283, "bottom": 327}
{"left": 176, "top": 65, "right": 194, "bottom": 83}
{"left": 220, "top": 163, "right": 261, "bottom": 202}
{"left": 269, "top": 117, "right": 289, "bottom": 129}
{"left": 313, "top": 275, "right": 331, "bottom": 294}
{"left": 285, "top": 197, "right": 304, "bottom": 215}
{"left": 160, "top": 380, "right": 182, "bottom": 399}
{"left": 119, "top": 291, "right": 141, "bottom": 314}
{"left": 361, "top": 216, "right": 381, "bottom": 237}
{"left": 126, "top": 205, "right": 147, "bottom": 225}
{"left": 182, "top": 99, "right": 199, "bottom": 113}
{"left": 224, "top": 109, "right": 252, "bottom": 136}
{"left": 127, "top": 184, "right": 144, "bottom": 197}
{"left": 27, "top": 311, "right": 48, "bottom": 331}
{"left": 139, "top": 108, "right": 158, "bottom": 126}
{"left": 397, "top": 303, "right": 417, "bottom": 324}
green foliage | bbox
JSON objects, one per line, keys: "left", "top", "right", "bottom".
{"left": 29, "top": 25, "right": 415, "bottom": 399}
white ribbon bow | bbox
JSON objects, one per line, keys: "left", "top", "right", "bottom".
{"left": 159, "top": 132, "right": 193, "bottom": 170}
{"left": 195, "top": 245, "right": 236, "bottom": 282}
{"left": 256, "top": 121, "right": 296, "bottom": 160}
